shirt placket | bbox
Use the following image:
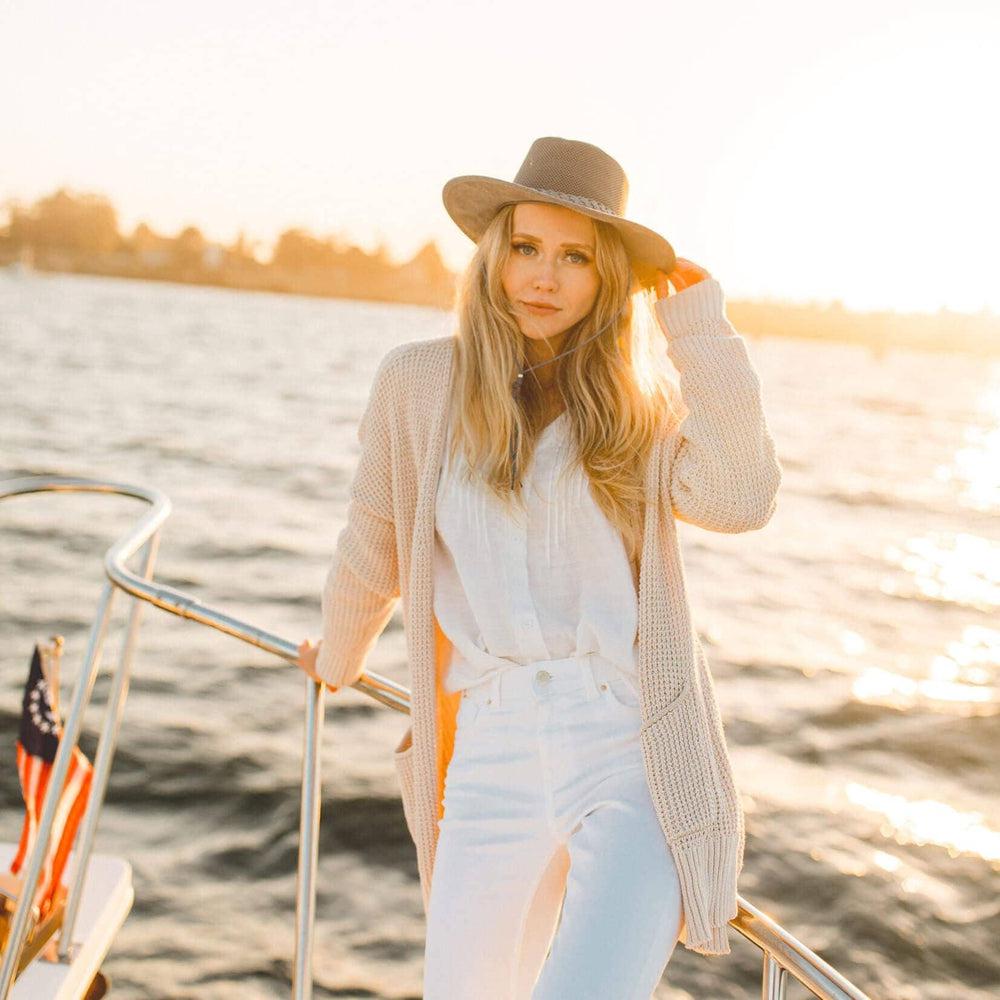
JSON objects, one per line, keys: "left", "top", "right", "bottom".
{"left": 507, "top": 484, "right": 552, "bottom": 663}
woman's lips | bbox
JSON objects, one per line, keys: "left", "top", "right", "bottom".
{"left": 522, "top": 302, "right": 560, "bottom": 315}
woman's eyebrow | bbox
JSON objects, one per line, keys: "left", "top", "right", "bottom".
{"left": 511, "top": 231, "right": 594, "bottom": 252}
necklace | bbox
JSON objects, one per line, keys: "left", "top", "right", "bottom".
{"left": 508, "top": 302, "right": 629, "bottom": 489}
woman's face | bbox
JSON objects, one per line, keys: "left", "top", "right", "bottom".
{"left": 501, "top": 201, "right": 601, "bottom": 344}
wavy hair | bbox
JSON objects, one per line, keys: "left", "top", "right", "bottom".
{"left": 445, "top": 201, "right": 681, "bottom": 568}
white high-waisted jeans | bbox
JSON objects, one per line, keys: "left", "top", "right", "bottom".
{"left": 423, "top": 652, "right": 684, "bottom": 1000}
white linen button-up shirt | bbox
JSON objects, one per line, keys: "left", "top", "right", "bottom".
{"left": 433, "top": 407, "right": 640, "bottom": 694}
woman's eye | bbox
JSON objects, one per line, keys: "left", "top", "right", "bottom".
{"left": 512, "top": 242, "right": 589, "bottom": 264}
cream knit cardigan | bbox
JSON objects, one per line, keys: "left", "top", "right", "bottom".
{"left": 316, "top": 276, "right": 782, "bottom": 957}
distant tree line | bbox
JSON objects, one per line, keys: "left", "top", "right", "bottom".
{"left": 1, "top": 187, "right": 997, "bottom": 355}
{"left": 0, "top": 187, "right": 457, "bottom": 309}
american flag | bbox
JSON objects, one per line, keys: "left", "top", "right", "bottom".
{"left": 8, "top": 641, "right": 94, "bottom": 921}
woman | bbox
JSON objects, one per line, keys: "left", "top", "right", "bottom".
{"left": 296, "top": 136, "right": 782, "bottom": 999}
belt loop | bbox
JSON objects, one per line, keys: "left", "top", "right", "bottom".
{"left": 580, "top": 652, "right": 600, "bottom": 701}
{"left": 492, "top": 670, "right": 504, "bottom": 709}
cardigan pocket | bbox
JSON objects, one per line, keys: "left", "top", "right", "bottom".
{"left": 639, "top": 681, "right": 721, "bottom": 836}
{"left": 392, "top": 724, "right": 419, "bottom": 846}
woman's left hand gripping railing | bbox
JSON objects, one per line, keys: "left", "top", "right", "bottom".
{"left": 0, "top": 475, "right": 411, "bottom": 1000}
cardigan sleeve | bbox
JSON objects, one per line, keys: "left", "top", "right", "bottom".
{"left": 655, "top": 277, "right": 782, "bottom": 533}
{"left": 315, "top": 349, "right": 401, "bottom": 688}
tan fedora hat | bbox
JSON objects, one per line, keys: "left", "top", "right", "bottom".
{"left": 442, "top": 136, "right": 676, "bottom": 291}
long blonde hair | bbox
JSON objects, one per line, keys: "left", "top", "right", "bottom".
{"left": 445, "top": 201, "right": 680, "bottom": 567}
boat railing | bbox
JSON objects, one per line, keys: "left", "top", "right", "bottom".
{"left": 0, "top": 475, "right": 872, "bottom": 1000}
{"left": 0, "top": 476, "right": 167, "bottom": 997}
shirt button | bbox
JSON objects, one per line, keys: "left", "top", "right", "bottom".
{"left": 536, "top": 670, "right": 552, "bottom": 683}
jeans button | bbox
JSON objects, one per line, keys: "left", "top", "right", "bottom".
{"left": 536, "top": 670, "right": 552, "bottom": 684}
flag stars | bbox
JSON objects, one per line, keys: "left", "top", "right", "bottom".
{"left": 28, "top": 682, "right": 57, "bottom": 732}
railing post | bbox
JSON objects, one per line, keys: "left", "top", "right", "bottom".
{"left": 763, "top": 953, "right": 788, "bottom": 999}
{"left": 292, "top": 678, "right": 325, "bottom": 999}
{"left": 58, "top": 532, "right": 160, "bottom": 960}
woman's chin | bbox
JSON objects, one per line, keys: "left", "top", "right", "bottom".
{"left": 517, "top": 320, "right": 574, "bottom": 341}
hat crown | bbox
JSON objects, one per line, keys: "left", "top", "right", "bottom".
{"left": 512, "top": 137, "right": 629, "bottom": 218}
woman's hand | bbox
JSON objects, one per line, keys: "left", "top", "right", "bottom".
{"left": 295, "top": 638, "right": 340, "bottom": 691}
{"left": 654, "top": 258, "right": 712, "bottom": 300}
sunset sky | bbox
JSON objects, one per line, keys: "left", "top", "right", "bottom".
{"left": 2, "top": 0, "right": 997, "bottom": 314}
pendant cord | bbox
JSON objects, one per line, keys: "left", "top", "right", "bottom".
{"left": 508, "top": 302, "right": 629, "bottom": 490}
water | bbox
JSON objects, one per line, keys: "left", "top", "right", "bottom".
{"left": 1, "top": 271, "right": 997, "bottom": 999}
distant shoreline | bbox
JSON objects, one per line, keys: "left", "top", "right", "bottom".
{"left": 728, "top": 298, "right": 1000, "bottom": 359}
{"left": 5, "top": 185, "right": 996, "bottom": 358}
{"left": 0, "top": 244, "right": 456, "bottom": 311}
{"left": 3, "top": 255, "right": 998, "bottom": 360}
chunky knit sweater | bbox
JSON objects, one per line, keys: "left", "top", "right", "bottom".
{"left": 316, "top": 276, "right": 782, "bottom": 956}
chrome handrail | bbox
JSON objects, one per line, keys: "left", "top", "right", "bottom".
{"left": 0, "top": 477, "right": 168, "bottom": 995}
{"left": 1, "top": 475, "right": 873, "bottom": 1000}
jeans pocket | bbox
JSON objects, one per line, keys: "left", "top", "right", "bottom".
{"left": 456, "top": 692, "right": 484, "bottom": 729}
{"left": 601, "top": 670, "right": 641, "bottom": 711}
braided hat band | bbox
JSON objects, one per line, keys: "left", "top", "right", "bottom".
{"left": 442, "top": 136, "right": 676, "bottom": 291}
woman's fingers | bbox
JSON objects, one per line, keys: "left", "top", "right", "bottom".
{"left": 296, "top": 638, "right": 316, "bottom": 667}
{"left": 660, "top": 257, "right": 712, "bottom": 297}
{"left": 294, "top": 639, "right": 340, "bottom": 691}
{"left": 654, "top": 258, "right": 713, "bottom": 300}
{"left": 674, "top": 257, "right": 711, "bottom": 282}
{"left": 655, "top": 268, "right": 689, "bottom": 297}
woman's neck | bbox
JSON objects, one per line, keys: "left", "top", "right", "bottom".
{"left": 523, "top": 331, "right": 569, "bottom": 393}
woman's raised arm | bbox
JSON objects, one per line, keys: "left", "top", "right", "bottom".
{"left": 654, "top": 270, "right": 782, "bottom": 533}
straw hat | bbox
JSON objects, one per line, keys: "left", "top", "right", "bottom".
{"left": 442, "top": 136, "right": 676, "bottom": 291}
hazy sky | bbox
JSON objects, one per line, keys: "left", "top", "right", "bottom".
{"left": 2, "top": 0, "right": 997, "bottom": 313}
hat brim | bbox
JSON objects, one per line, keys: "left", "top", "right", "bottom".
{"left": 442, "top": 174, "right": 676, "bottom": 291}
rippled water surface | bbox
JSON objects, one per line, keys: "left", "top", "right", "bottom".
{"left": 1, "top": 271, "right": 997, "bottom": 998}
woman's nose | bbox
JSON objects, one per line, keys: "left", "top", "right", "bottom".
{"left": 532, "top": 259, "right": 558, "bottom": 289}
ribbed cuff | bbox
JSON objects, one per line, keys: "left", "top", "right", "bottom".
{"left": 671, "top": 827, "right": 740, "bottom": 956}
{"left": 314, "top": 638, "right": 349, "bottom": 688}
{"left": 654, "top": 277, "right": 735, "bottom": 340}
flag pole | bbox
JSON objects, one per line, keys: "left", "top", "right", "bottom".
{"left": 0, "top": 583, "right": 115, "bottom": 995}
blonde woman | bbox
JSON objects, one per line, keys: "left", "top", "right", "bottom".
{"left": 297, "top": 136, "right": 782, "bottom": 999}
